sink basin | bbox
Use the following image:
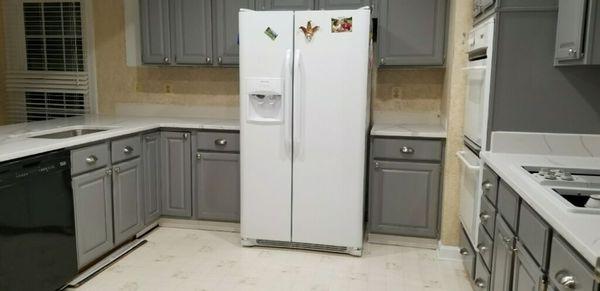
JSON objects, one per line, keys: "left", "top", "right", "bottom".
{"left": 30, "top": 128, "right": 109, "bottom": 139}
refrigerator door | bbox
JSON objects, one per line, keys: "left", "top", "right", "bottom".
{"left": 291, "top": 9, "right": 370, "bottom": 248}
{"left": 239, "top": 10, "right": 294, "bottom": 242}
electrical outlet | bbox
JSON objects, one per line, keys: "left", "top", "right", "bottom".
{"left": 135, "top": 82, "right": 141, "bottom": 92}
{"left": 392, "top": 87, "right": 400, "bottom": 98}
{"left": 165, "top": 84, "right": 172, "bottom": 93}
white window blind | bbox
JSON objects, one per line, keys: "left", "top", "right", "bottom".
{"left": 3, "top": 0, "right": 93, "bottom": 123}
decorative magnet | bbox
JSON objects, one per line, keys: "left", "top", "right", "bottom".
{"left": 264, "top": 27, "right": 278, "bottom": 40}
{"left": 300, "top": 21, "right": 319, "bottom": 41}
{"left": 331, "top": 17, "right": 352, "bottom": 33}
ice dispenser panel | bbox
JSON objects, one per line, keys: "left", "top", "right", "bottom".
{"left": 246, "top": 78, "right": 284, "bottom": 123}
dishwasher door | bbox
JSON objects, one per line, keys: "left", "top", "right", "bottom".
{"left": 0, "top": 151, "right": 78, "bottom": 291}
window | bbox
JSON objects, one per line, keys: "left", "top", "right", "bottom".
{"left": 3, "top": 0, "right": 94, "bottom": 123}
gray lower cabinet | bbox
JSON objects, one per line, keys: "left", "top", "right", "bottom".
{"left": 377, "top": 0, "right": 447, "bottom": 66}
{"left": 257, "top": 0, "right": 315, "bottom": 10}
{"left": 194, "top": 152, "right": 240, "bottom": 221}
{"left": 72, "top": 167, "right": 114, "bottom": 269}
{"left": 112, "top": 158, "right": 144, "bottom": 246}
{"left": 512, "top": 241, "right": 545, "bottom": 291}
{"left": 369, "top": 160, "right": 440, "bottom": 238}
{"left": 140, "top": 0, "right": 171, "bottom": 64}
{"left": 161, "top": 131, "right": 192, "bottom": 217}
{"left": 213, "top": 0, "right": 254, "bottom": 66}
{"left": 459, "top": 226, "right": 476, "bottom": 280}
{"left": 318, "top": 0, "right": 370, "bottom": 9}
{"left": 490, "top": 216, "right": 515, "bottom": 291}
{"left": 142, "top": 132, "right": 161, "bottom": 225}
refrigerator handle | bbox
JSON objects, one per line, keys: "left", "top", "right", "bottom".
{"left": 293, "top": 49, "right": 302, "bottom": 159}
{"left": 283, "top": 49, "right": 293, "bottom": 156}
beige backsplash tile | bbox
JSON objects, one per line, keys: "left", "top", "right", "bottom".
{"left": 373, "top": 69, "right": 445, "bottom": 113}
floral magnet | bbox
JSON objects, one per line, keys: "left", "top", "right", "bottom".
{"left": 331, "top": 17, "right": 352, "bottom": 33}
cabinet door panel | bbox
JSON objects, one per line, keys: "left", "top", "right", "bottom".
{"left": 140, "top": 0, "right": 171, "bottom": 64}
{"left": 195, "top": 152, "right": 240, "bottom": 222}
{"left": 214, "top": 0, "right": 255, "bottom": 65}
{"left": 161, "top": 132, "right": 192, "bottom": 217}
{"left": 142, "top": 132, "right": 161, "bottom": 225}
{"left": 369, "top": 160, "right": 440, "bottom": 238}
{"left": 72, "top": 169, "right": 113, "bottom": 269}
{"left": 555, "top": 0, "right": 586, "bottom": 61}
{"left": 318, "top": 0, "right": 370, "bottom": 10}
{"left": 258, "top": 0, "right": 315, "bottom": 10}
{"left": 171, "top": 0, "right": 212, "bottom": 64}
{"left": 378, "top": 0, "right": 447, "bottom": 66}
{"left": 490, "top": 216, "right": 515, "bottom": 291}
{"left": 113, "top": 158, "right": 144, "bottom": 245}
{"left": 512, "top": 241, "right": 544, "bottom": 291}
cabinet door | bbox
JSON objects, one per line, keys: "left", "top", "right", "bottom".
{"left": 369, "top": 160, "right": 441, "bottom": 238}
{"left": 72, "top": 168, "right": 114, "bottom": 269}
{"left": 194, "top": 152, "right": 240, "bottom": 222}
{"left": 161, "top": 131, "right": 192, "bottom": 217}
{"left": 378, "top": 0, "right": 447, "bottom": 66}
{"left": 142, "top": 132, "right": 161, "bottom": 225}
{"left": 490, "top": 216, "right": 515, "bottom": 291}
{"left": 512, "top": 241, "right": 545, "bottom": 291}
{"left": 140, "top": 0, "right": 171, "bottom": 64}
{"left": 555, "top": 0, "right": 586, "bottom": 61}
{"left": 171, "top": 0, "right": 212, "bottom": 65}
{"left": 214, "top": 0, "right": 255, "bottom": 65}
{"left": 318, "top": 0, "right": 370, "bottom": 9}
{"left": 112, "top": 158, "right": 144, "bottom": 245}
{"left": 257, "top": 0, "right": 315, "bottom": 10}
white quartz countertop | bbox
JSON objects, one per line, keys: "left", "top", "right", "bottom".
{"left": 0, "top": 115, "right": 240, "bottom": 163}
{"left": 370, "top": 123, "right": 446, "bottom": 138}
{"left": 481, "top": 151, "right": 600, "bottom": 271}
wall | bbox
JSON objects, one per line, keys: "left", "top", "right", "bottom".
{"left": 0, "top": 2, "right": 6, "bottom": 125}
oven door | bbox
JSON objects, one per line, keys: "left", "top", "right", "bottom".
{"left": 462, "top": 59, "right": 487, "bottom": 149}
{"left": 456, "top": 148, "right": 482, "bottom": 243}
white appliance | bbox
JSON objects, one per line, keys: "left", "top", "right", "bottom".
{"left": 239, "top": 8, "right": 371, "bottom": 256}
{"left": 458, "top": 16, "right": 495, "bottom": 244}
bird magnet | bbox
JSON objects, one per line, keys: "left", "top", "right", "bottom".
{"left": 331, "top": 17, "right": 352, "bottom": 33}
{"left": 300, "top": 21, "right": 319, "bottom": 41}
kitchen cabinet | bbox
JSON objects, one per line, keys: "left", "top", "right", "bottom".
{"left": 318, "top": 0, "right": 370, "bottom": 9}
{"left": 194, "top": 152, "right": 241, "bottom": 221}
{"left": 140, "top": 0, "right": 171, "bottom": 64}
{"left": 548, "top": 235, "right": 598, "bottom": 291}
{"left": 554, "top": 0, "right": 600, "bottom": 65}
{"left": 459, "top": 226, "right": 477, "bottom": 280}
{"left": 72, "top": 167, "right": 114, "bottom": 269}
{"left": 512, "top": 241, "right": 545, "bottom": 291}
{"left": 112, "top": 158, "right": 144, "bottom": 246}
{"left": 142, "top": 132, "right": 161, "bottom": 225}
{"left": 490, "top": 215, "right": 515, "bottom": 291}
{"left": 213, "top": 0, "right": 255, "bottom": 66}
{"left": 377, "top": 0, "right": 447, "bottom": 66}
{"left": 161, "top": 131, "right": 192, "bottom": 217}
{"left": 257, "top": 0, "right": 315, "bottom": 10}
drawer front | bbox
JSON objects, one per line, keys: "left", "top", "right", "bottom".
{"left": 477, "top": 224, "right": 493, "bottom": 270}
{"left": 196, "top": 131, "right": 240, "bottom": 152}
{"left": 71, "top": 143, "right": 110, "bottom": 176}
{"left": 548, "top": 236, "right": 596, "bottom": 291}
{"left": 479, "top": 195, "right": 496, "bottom": 237}
{"left": 497, "top": 181, "right": 520, "bottom": 232}
{"left": 111, "top": 135, "right": 141, "bottom": 163}
{"left": 372, "top": 137, "right": 443, "bottom": 161}
{"left": 459, "top": 225, "right": 476, "bottom": 280}
{"left": 475, "top": 255, "right": 491, "bottom": 291}
{"left": 482, "top": 166, "right": 499, "bottom": 205}
{"left": 518, "top": 202, "right": 551, "bottom": 268}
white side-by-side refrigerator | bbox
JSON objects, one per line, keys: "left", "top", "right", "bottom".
{"left": 239, "top": 7, "right": 370, "bottom": 256}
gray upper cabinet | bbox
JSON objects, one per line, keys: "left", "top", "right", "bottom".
{"left": 142, "top": 132, "right": 161, "bottom": 225}
{"left": 112, "top": 158, "right": 144, "bottom": 245}
{"left": 317, "top": 0, "right": 370, "bottom": 9}
{"left": 377, "top": 0, "right": 447, "bottom": 66}
{"left": 554, "top": 0, "right": 600, "bottom": 65}
{"left": 161, "top": 131, "right": 192, "bottom": 217}
{"left": 369, "top": 160, "right": 440, "bottom": 238}
{"left": 213, "top": 0, "right": 255, "bottom": 66}
{"left": 140, "top": 0, "right": 171, "bottom": 64}
{"left": 490, "top": 216, "right": 515, "bottom": 291}
{"left": 194, "top": 152, "right": 241, "bottom": 222}
{"left": 171, "top": 0, "right": 213, "bottom": 65}
{"left": 257, "top": 0, "right": 315, "bottom": 10}
{"left": 72, "top": 168, "right": 114, "bottom": 269}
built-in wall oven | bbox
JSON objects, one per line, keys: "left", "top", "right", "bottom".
{"left": 457, "top": 16, "right": 495, "bottom": 247}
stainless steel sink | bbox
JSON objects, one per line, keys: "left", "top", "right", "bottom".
{"left": 30, "top": 128, "right": 108, "bottom": 139}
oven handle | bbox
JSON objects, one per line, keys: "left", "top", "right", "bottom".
{"left": 456, "top": 151, "right": 481, "bottom": 170}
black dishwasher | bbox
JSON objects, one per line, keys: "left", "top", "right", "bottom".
{"left": 0, "top": 150, "right": 78, "bottom": 291}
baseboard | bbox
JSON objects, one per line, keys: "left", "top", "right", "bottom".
{"left": 367, "top": 233, "right": 438, "bottom": 249}
{"left": 136, "top": 221, "right": 159, "bottom": 238}
{"left": 158, "top": 218, "right": 240, "bottom": 233}
{"left": 437, "top": 242, "right": 462, "bottom": 261}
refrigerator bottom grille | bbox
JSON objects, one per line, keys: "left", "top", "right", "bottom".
{"left": 256, "top": 239, "right": 349, "bottom": 254}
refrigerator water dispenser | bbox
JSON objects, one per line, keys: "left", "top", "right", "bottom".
{"left": 247, "top": 78, "right": 284, "bottom": 123}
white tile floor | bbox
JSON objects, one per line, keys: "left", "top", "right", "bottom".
{"left": 71, "top": 227, "right": 472, "bottom": 291}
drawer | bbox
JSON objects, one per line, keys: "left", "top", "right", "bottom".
{"left": 474, "top": 255, "right": 491, "bottom": 291}
{"left": 111, "top": 135, "right": 141, "bottom": 163}
{"left": 372, "top": 137, "right": 443, "bottom": 161}
{"left": 548, "top": 235, "right": 597, "bottom": 291}
{"left": 71, "top": 143, "right": 110, "bottom": 176}
{"left": 497, "top": 181, "right": 520, "bottom": 232}
{"left": 481, "top": 166, "right": 499, "bottom": 205}
{"left": 518, "top": 202, "right": 551, "bottom": 268}
{"left": 477, "top": 224, "right": 493, "bottom": 270}
{"left": 479, "top": 195, "right": 496, "bottom": 237}
{"left": 196, "top": 131, "right": 240, "bottom": 152}
{"left": 459, "top": 225, "right": 476, "bottom": 280}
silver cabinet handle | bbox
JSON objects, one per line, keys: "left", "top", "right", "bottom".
{"left": 218, "top": 56, "right": 223, "bottom": 64}
{"left": 163, "top": 57, "right": 170, "bottom": 63}
{"left": 196, "top": 152, "right": 202, "bottom": 160}
{"left": 114, "top": 167, "right": 120, "bottom": 174}
{"left": 482, "top": 181, "right": 493, "bottom": 191}
{"left": 85, "top": 155, "right": 98, "bottom": 165}
{"left": 183, "top": 133, "right": 189, "bottom": 139}
{"left": 215, "top": 139, "right": 227, "bottom": 146}
{"left": 556, "top": 273, "right": 577, "bottom": 289}
{"left": 123, "top": 146, "right": 133, "bottom": 154}
{"left": 459, "top": 248, "right": 469, "bottom": 256}
{"left": 474, "top": 278, "right": 486, "bottom": 289}
{"left": 400, "top": 146, "right": 415, "bottom": 154}
{"left": 479, "top": 212, "right": 490, "bottom": 222}
{"left": 477, "top": 244, "right": 488, "bottom": 254}
{"left": 206, "top": 57, "right": 212, "bottom": 64}
{"left": 105, "top": 168, "right": 113, "bottom": 176}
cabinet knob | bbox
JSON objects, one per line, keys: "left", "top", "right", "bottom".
{"left": 206, "top": 57, "right": 212, "bottom": 64}
{"left": 459, "top": 248, "right": 469, "bottom": 256}
{"left": 479, "top": 212, "right": 490, "bottom": 222}
{"left": 85, "top": 155, "right": 98, "bottom": 165}
{"left": 556, "top": 272, "right": 577, "bottom": 289}
{"left": 474, "top": 278, "right": 486, "bottom": 289}
{"left": 105, "top": 168, "right": 113, "bottom": 176}
{"left": 163, "top": 57, "right": 170, "bottom": 63}
{"left": 374, "top": 162, "right": 380, "bottom": 169}
{"left": 476, "top": 244, "right": 488, "bottom": 254}
{"left": 196, "top": 152, "right": 202, "bottom": 160}
{"left": 183, "top": 133, "right": 189, "bottom": 139}
{"left": 114, "top": 167, "right": 120, "bottom": 173}
{"left": 400, "top": 146, "right": 415, "bottom": 154}
{"left": 482, "top": 181, "right": 493, "bottom": 191}
{"left": 215, "top": 139, "right": 227, "bottom": 146}
{"left": 568, "top": 48, "right": 577, "bottom": 55}
{"left": 380, "top": 58, "right": 385, "bottom": 65}
{"left": 123, "top": 146, "right": 133, "bottom": 154}
{"left": 218, "top": 56, "right": 223, "bottom": 64}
